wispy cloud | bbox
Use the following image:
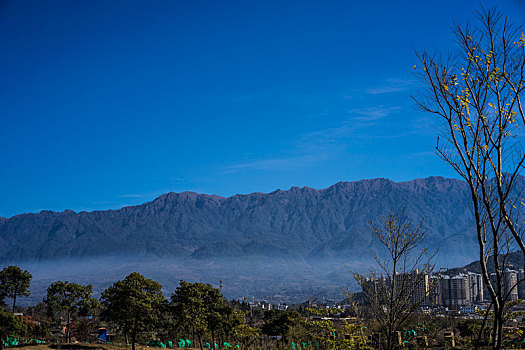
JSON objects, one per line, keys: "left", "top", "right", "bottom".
{"left": 220, "top": 127, "right": 348, "bottom": 174}
{"left": 221, "top": 153, "right": 330, "bottom": 173}
{"left": 222, "top": 105, "right": 406, "bottom": 174}
{"left": 366, "top": 78, "right": 416, "bottom": 95}
{"left": 92, "top": 201, "right": 114, "bottom": 205}
{"left": 117, "top": 194, "right": 144, "bottom": 198}
{"left": 348, "top": 106, "right": 402, "bottom": 121}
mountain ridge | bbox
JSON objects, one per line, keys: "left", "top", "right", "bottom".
{"left": 4, "top": 176, "right": 461, "bottom": 220}
{"left": 0, "top": 176, "right": 478, "bottom": 266}
{"left": 2, "top": 175, "right": 505, "bottom": 304}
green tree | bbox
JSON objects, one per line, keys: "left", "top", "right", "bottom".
{"left": 100, "top": 272, "right": 166, "bottom": 350}
{"left": 230, "top": 323, "right": 259, "bottom": 349}
{"left": 45, "top": 281, "right": 98, "bottom": 343}
{"left": 206, "top": 296, "right": 241, "bottom": 347}
{"left": 170, "top": 281, "right": 234, "bottom": 350}
{"left": 261, "top": 309, "right": 301, "bottom": 347}
{"left": 296, "top": 308, "right": 369, "bottom": 350}
{"left": 0, "top": 265, "right": 32, "bottom": 312}
{"left": 0, "top": 308, "right": 27, "bottom": 350}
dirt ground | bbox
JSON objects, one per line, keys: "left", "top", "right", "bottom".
{"left": 8, "top": 344, "right": 199, "bottom": 350}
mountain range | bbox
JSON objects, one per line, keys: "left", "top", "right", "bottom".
{"left": 1, "top": 176, "right": 478, "bottom": 264}
{"left": 0, "top": 176, "right": 490, "bottom": 303}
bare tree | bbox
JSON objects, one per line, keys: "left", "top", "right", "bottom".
{"left": 353, "top": 211, "right": 435, "bottom": 350}
{"left": 414, "top": 8, "right": 525, "bottom": 349}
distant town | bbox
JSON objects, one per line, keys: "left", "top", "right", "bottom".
{"left": 244, "top": 268, "right": 525, "bottom": 313}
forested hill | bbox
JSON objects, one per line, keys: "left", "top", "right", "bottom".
{"left": 0, "top": 176, "right": 485, "bottom": 266}
{"left": 446, "top": 251, "right": 525, "bottom": 275}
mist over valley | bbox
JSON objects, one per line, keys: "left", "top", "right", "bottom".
{"left": 1, "top": 176, "right": 489, "bottom": 304}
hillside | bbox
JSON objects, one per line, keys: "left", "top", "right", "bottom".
{"left": 1, "top": 176, "right": 479, "bottom": 265}
{"left": 2, "top": 176, "right": 507, "bottom": 303}
{"left": 447, "top": 251, "right": 525, "bottom": 275}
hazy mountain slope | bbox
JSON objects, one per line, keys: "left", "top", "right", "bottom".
{"left": 446, "top": 251, "right": 525, "bottom": 275}
{"left": 0, "top": 176, "right": 481, "bottom": 266}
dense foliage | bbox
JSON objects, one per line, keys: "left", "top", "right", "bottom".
{"left": 101, "top": 272, "right": 165, "bottom": 350}
{"left": 170, "top": 280, "right": 242, "bottom": 350}
{"left": 0, "top": 308, "right": 27, "bottom": 350}
{"left": 44, "top": 281, "right": 98, "bottom": 343}
{"left": 0, "top": 266, "right": 32, "bottom": 312}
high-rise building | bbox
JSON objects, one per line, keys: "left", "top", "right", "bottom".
{"left": 428, "top": 275, "right": 442, "bottom": 306}
{"left": 440, "top": 275, "right": 471, "bottom": 307}
{"left": 360, "top": 270, "right": 433, "bottom": 307}
{"left": 518, "top": 269, "right": 525, "bottom": 300}
{"left": 404, "top": 270, "right": 432, "bottom": 306}
{"left": 489, "top": 269, "right": 518, "bottom": 301}
{"left": 503, "top": 269, "right": 518, "bottom": 301}
{"left": 467, "top": 272, "right": 484, "bottom": 303}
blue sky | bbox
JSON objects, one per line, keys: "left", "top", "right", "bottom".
{"left": 1, "top": 0, "right": 525, "bottom": 217}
